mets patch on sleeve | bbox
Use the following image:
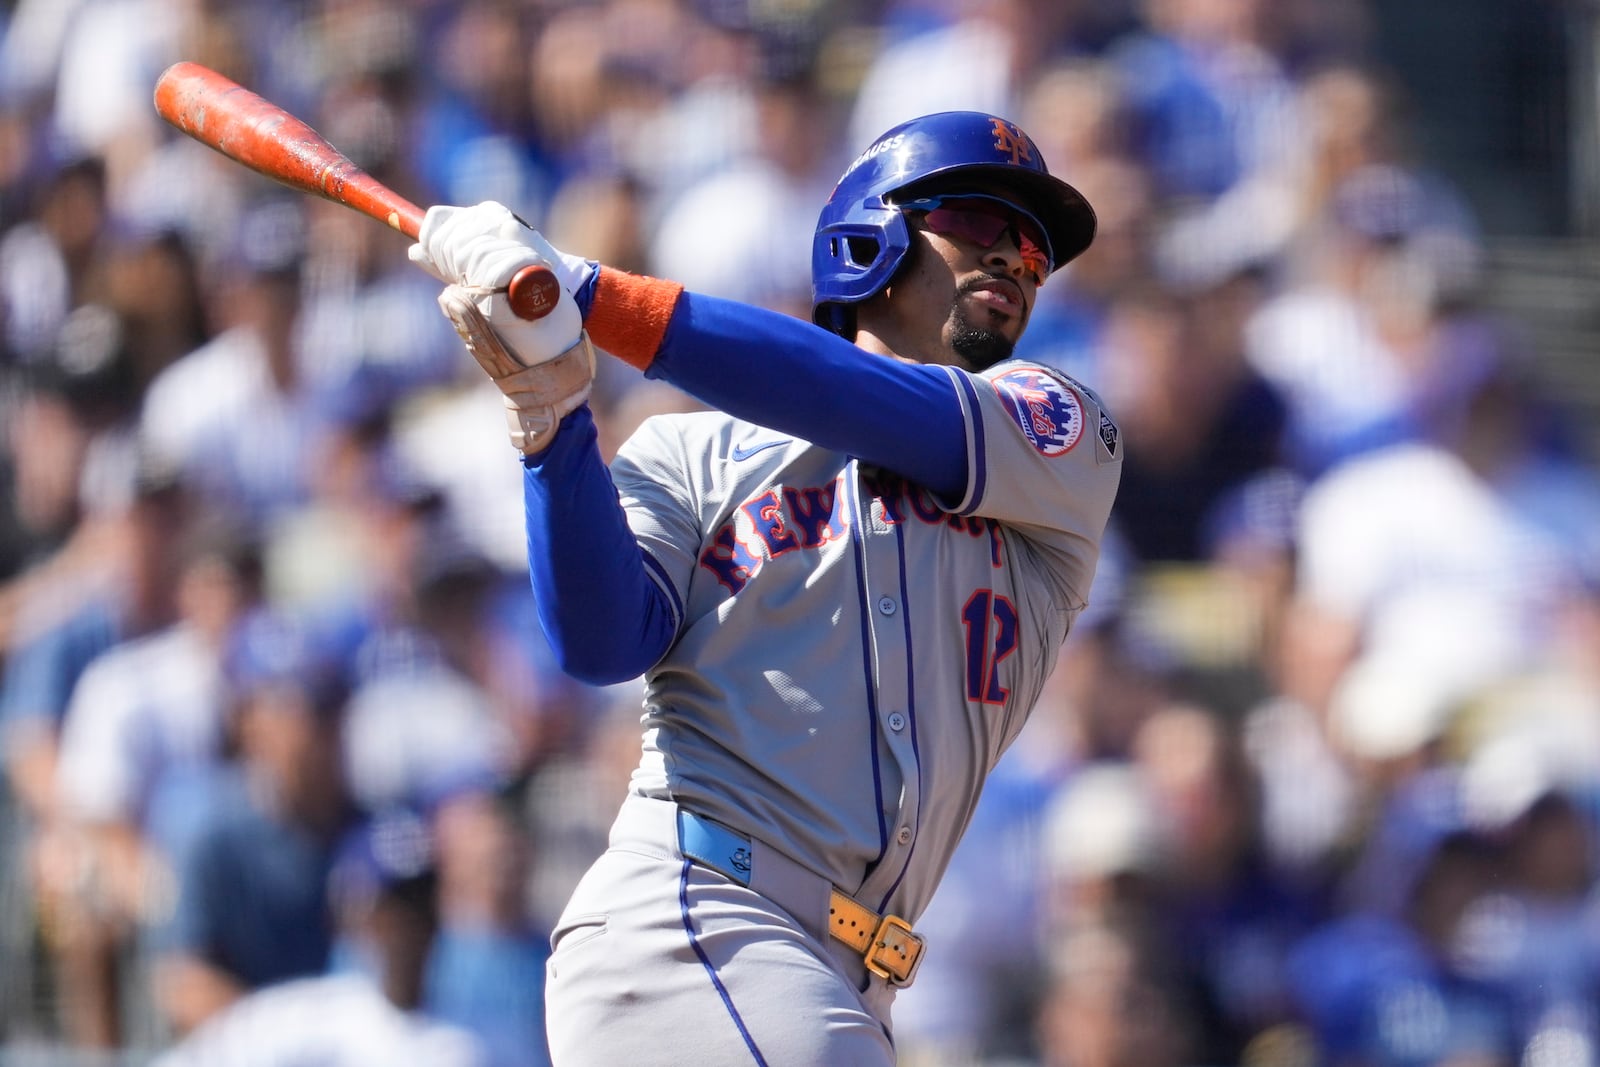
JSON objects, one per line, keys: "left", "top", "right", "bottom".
{"left": 992, "top": 368, "right": 1084, "bottom": 456}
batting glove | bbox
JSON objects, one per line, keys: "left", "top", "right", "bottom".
{"left": 410, "top": 202, "right": 595, "bottom": 455}
{"left": 408, "top": 201, "right": 594, "bottom": 293}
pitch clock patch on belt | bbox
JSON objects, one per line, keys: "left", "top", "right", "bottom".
{"left": 992, "top": 368, "right": 1084, "bottom": 456}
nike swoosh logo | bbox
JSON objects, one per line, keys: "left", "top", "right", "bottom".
{"left": 730, "top": 439, "right": 787, "bottom": 462}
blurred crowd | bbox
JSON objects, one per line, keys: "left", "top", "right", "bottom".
{"left": 0, "top": 0, "right": 1597, "bottom": 1065}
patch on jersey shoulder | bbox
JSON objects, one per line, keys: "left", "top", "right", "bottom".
{"left": 992, "top": 368, "right": 1083, "bottom": 456}
{"left": 1097, "top": 407, "right": 1120, "bottom": 463}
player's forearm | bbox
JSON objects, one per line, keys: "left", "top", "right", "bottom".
{"left": 582, "top": 271, "right": 969, "bottom": 498}
{"left": 521, "top": 406, "right": 677, "bottom": 685}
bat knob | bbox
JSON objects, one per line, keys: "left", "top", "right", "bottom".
{"left": 507, "top": 265, "right": 561, "bottom": 321}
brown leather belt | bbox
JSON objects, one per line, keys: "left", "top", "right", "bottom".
{"left": 825, "top": 888, "right": 926, "bottom": 986}
{"left": 678, "top": 809, "right": 926, "bottom": 987}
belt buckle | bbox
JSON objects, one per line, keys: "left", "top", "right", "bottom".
{"left": 863, "top": 913, "right": 925, "bottom": 988}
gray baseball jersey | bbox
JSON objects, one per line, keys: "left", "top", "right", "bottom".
{"left": 610, "top": 359, "right": 1119, "bottom": 921}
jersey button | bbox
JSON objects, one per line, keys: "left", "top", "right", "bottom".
{"left": 877, "top": 596, "right": 897, "bottom": 615}
{"left": 896, "top": 826, "right": 912, "bottom": 846}
{"left": 887, "top": 712, "right": 906, "bottom": 731}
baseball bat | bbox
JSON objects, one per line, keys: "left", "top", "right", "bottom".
{"left": 152, "top": 60, "right": 559, "bottom": 320}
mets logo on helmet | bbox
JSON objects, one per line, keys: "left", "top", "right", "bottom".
{"left": 990, "top": 118, "right": 1032, "bottom": 165}
{"left": 993, "top": 368, "right": 1083, "bottom": 456}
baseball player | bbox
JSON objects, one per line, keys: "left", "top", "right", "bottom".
{"left": 407, "top": 110, "right": 1122, "bottom": 1065}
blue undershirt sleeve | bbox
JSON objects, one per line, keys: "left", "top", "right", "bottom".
{"left": 520, "top": 406, "right": 676, "bottom": 685}
{"left": 647, "top": 293, "right": 970, "bottom": 498}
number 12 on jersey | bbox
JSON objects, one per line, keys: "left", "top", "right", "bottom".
{"left": 961, "top": 589, "right": 1019, "bottom": 705}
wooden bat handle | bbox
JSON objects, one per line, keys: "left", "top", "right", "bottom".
{"left": 153, "top": 60, "right": 557, "bottom": 319}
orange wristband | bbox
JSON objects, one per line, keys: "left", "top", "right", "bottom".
{"left": 585, "top": 269, "right": 686, "bottom": 371}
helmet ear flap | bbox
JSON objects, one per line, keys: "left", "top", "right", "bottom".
{"left": 811, "top": 205, "right": 913, "bottom": 335}
{"left": 812, "top": 302, "right": 858, "bottom": 339}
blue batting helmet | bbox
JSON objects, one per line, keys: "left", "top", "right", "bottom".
{"left": 811, "top": 111, "right": 1096, "bottom": 336}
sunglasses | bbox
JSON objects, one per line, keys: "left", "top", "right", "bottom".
{"left": 899, "top": 194, "right": 1054, "bottom": 286}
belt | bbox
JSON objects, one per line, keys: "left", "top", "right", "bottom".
{"left": 677, "top": 809, "right": 926, "bottom": 988}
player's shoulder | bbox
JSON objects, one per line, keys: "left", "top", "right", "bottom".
{"left": 621, "top": 408, "right": 735, "bottom": 450}
{"left": 615, "top": 409, "right": 782, "bottom": 474}
{"left": 973, "top": 358, "right": 1122, "bottom": 465}
{"left": 976, "top": 358, "right": 1105, "bottom": 403}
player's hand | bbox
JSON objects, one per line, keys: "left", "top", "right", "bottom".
{"left": 409, "top": 201, "right": 584, "bottom": 368}
{"left": 409, "top": 200, "right": 594, "bottom": 293}
{"left": 410, "top": 202, "right": 596, "bottom": 454}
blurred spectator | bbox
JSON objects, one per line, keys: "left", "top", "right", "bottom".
{"left": 97, "top": 226, "right": 212, "bottom": 397}
{"left": 0, "top": 0, "right": 89, "bottom": 107}
{"left": 518, "top": 680, "right": 650, "bottom": 929}
{"left": 0, "top": 303, "right": 138, "bottom": 589}
{"left": 45, "top": 516, "right": 261, "bottom": 1048}
{"left": 848, "top": 0, "right": 1118, "bottom": 155}
{"left": 1288, "top": 772, "right": 1520, "bottom": 1067}
{"left": 0, "top": 155, "right": 107, "bottom": 365}
{"left": 267, "top": 421, "right": 587, "bottom": 795}
{"left": 151, "top": 809, "right": 487, "bottom": 1067}
{"left": 1453, "top": 675, "right": 1600, "bottom": 1057}
{"left": 338, "top": 547, "right": 519, "bottom": 815}
{"left": 1109, "top": 0, "right": 1299, "bottom": 202}
{"left": 1281, "top": 64, "right": 1412, "bottom": 249}
{"left": 1034, "top": 917, "right": 1198, "bottom": 1067}
{"left": 137, "top": 200, "right": 322, "bottom": 524}
{"left": 1291, "top": 345, "right": 1600, "bottom": 729}
{"left": 1011, "top": 58, "right": 1155, "bottom": 381}
{"left": 649, "top": 70, "right": 838, "bottom": 318}
{"left": 152, "top": 609, "right": 356, "bottom": 1037}
{"left": 293, "top": 91, "right": 464, "bottom": 405}
{"left": 385, "top": 374, "right": 532, "bottom": 574}
{"left": 411, "top": 1, "right": 554, "bottom": 214}
{"left": 1094, "top": 277, "right": 1287, "bottom": 563}
{"left": 611, "top": 3, "right": 764, "bottom": 213}
{"left": 44, "top": 0, "right": 183, "bottom": 184}
{"left": 1131, "top": 702, "right": 1321, "bottom": 1063}
{"left": 1465, "top": 788, "right": 1600, "bottom": 1057}
{"left": 425, "top": 789, "right": 552, "bottom": 1067}
{"left": 1243, "top": 159, "right": 1483, "bottom": 475}
{"left": 1037, "top": 609, "right": 1171, "bottom": 765}
{"left": 2, "top": 456, "right": 192, "bottom": 889}
{"left": 292, "top": 449, "right": 552, "bottom": 808}
{"left": 1040, "top": 761, "right": 1167, "bottom": 937}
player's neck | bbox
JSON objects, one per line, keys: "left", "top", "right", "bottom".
{"left": 853, "top": 324, "right": 962, "bottom": 369}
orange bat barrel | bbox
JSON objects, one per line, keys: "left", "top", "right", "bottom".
{"left": 155, "top": 61, "right": 424, "bottom": 236}
{"left": 153, "top": 61, "right": 559, "bottom": 318}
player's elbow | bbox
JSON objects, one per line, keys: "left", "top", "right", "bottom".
{"left": 560, "top": 660, "right": 640, "bottom": 689}
{"left": 542, "top": 593, "right": 675, "bottom": 687}
{"left": 553, "top": 644, "right": 654, "bottom": 688}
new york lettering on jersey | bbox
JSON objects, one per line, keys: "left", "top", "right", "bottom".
{"left": 699, "top": 470, "right": 1007, "bottom": 593}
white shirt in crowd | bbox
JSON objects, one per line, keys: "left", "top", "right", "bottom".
{"left": 151, "top": 973, "right": 487, "bottom": 1067}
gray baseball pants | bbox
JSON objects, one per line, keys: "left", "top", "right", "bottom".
{"left": 544, "top": 793, "right": 900, "bottom": 1066}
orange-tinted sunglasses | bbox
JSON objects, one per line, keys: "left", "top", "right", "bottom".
{"left": 899, "top": 193, "right": 1053, "bottom": 286}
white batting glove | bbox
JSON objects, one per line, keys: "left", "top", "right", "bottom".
{"left": 409, "top": 202, "right": 597, "bottom": 454}
{"left": 408, "top": 201, "right": 594, "bottom": 293}
{"left": 409, "top": 202, "right": 589, "bottom": 366}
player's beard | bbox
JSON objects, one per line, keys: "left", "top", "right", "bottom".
{"left": 949, "top": 307, "right": 1016, "bottom": 370}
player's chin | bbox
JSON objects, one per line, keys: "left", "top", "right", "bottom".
{"left": 950, "top": 318, "right": 1017, "bottom": 370}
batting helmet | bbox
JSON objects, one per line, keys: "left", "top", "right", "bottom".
{"left": 811, "top": 111, "right": 1096, "bottom": 336}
